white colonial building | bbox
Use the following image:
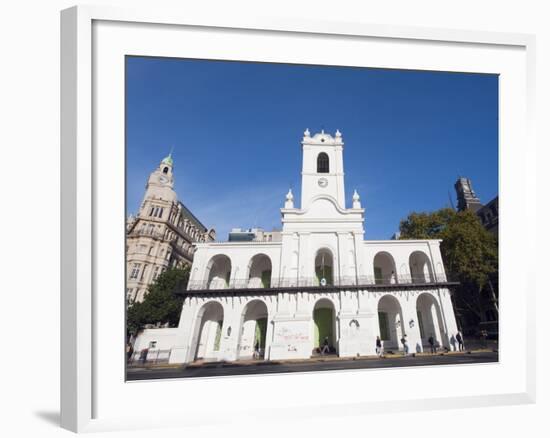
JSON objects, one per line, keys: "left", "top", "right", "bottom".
{"left": 136, "top": 130, "right": 460, "bottom": 364}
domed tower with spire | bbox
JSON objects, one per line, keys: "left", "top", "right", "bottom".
{"left": 126, "top": 152, "right": 216, "bottom": 304}
{"left": 141, "top": 152, "right": 177, "bottom": 209}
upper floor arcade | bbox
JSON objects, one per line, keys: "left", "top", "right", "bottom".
{"left": 186, "top": 239, "right": 453, "bottom": 292}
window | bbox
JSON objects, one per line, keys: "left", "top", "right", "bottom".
{"left": 149, "top": 206, "right": 155, "bottom": 216}
{"left": 317, "top": 152, "right": 329, "bottom": 173}
{"left": 149, "top": 341, "right": 157, "bottom": 349}
{"left": 163, "top": 167, "right": 169, "bottom": 174}
{"left": 153, "top": 266, "right": 160, "bottom": 280}
{"left": 130, "top": 263, "right": 141, "bottom": 279}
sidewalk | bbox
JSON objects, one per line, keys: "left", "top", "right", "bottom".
{"left": 129, "top": 345, "right": 497, "bottom": 371}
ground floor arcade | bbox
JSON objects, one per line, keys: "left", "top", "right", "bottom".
{"left": 167, "top": 286, "right": 459, "bottom": 364}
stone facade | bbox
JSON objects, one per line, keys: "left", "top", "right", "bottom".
{"left": 162, "top": 130, "right": 460, "bottom": 364}
{"left": 126, "top": 154, "right": 215, "bottom": 303}
{"left": 455, "top": 177, "right": 499, "bottom": 236}
{"left": 454, "top": 177, "right": 499, "bottom": 337}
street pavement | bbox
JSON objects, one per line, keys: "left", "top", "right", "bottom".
{"left": 127, "top": 351, "right": 498, "bottom": 381}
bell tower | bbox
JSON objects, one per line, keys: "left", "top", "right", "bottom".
{"left": 139, "top": 153, "right": 177, "bottom": 216}
{"left": 300, "top": 129, "right": 346, "bottom": 209}
{"left": 455, "top": 177, "right": 482, "bottom": 212}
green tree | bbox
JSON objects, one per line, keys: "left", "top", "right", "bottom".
{"left": 399, "top": 208, "right": 498, "bottom": 324}
{"left": 127, "top": 265, "right": 190, "bottom": 336}
{"left": 399, "top": 208, "right": 456, "bottom": 239}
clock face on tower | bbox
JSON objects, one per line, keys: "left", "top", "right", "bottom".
{"left": 318, "top": 177, "right": 328, "bottom": 188}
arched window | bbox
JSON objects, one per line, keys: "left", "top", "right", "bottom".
{"left": 317, "top": 153, "right": 329, "bottom": 173}
{"left": 163, "top": 167, "right": 169, "bottom": 174}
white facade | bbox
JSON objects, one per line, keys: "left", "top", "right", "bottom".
{"left": 166, "top": 130, "right": 459, "bottom": 364}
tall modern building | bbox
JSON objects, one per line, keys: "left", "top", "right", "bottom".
{"left": 126, "top": 154, "right": 216, "bottom": 303}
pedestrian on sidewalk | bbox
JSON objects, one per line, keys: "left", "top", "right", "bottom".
{"left": 428, "top": 335, "right": 436, "bottom": 354}
{"left": 376, "top": 336, "right": 383, "bottom": 357}
{"left": 480, "top": 329, "right": 488, "bottom": 348}
{"left": 126, "top": 342, "right": 134, "bottom": 363}
{"left": 253, "top": 341, "right": 260, "bottom": 359}
{"left": 321, "top": 337, "right": 330, "bottom": 355}
{"left": 401, "top": 334, "right": 409, "bottom": 356}
{"left": 139, "top": 347, "right": 149, "bottom": 365}
{"left": 456, "top": 331, "right": 464, "bottom": 351}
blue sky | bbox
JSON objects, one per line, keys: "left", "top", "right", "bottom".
{"left": 126, "top": 56, "right": 498, "bottom": 241}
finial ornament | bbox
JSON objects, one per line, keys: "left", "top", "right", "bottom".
{"left": 352, "top": 189, "right": 361, "bottom": 208}
{"left": 304, "top": 128, "right": 311, "bottom": 137}
{"left": 285, "top": 188, "right": 294, "bottom": 208}
{"left": 335, "top": 129, "right": 342, "bottom": 137}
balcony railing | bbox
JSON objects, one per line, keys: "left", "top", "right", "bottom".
{"left": 128, "top": 228, "right": 166, "bottom": 239}
{"left": 186, "top": 273, "right": 453, "bottom": 291}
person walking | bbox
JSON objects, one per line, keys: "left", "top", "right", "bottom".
{"left": 126, "top": 342, "right": 134, "bottom": 363}
{"left": 139, "top": 347, "right": 149, "bottom": 365}
{"left": 253, "top": 340, "right": 260, "bottom": 359}
{"left": 401, "top": 334, "right": 409, "bottom": 356}
{"left": 456, "top": 331, "right": 464, "bottom": 351}
{"left": 376, "top": 336, "right": 383, "bottom": 357}
{"left": 321, "top": 336, "right": 330, "bottom": 355}
{"left": 428, "top": 335, "right": 436, "bottom": 354}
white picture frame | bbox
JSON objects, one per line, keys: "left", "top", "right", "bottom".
{"left": 60, "top": 5, "right": 536, "bottom": 433}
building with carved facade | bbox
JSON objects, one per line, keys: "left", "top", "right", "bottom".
{"left": 454, "top": 177, "right": 499, "bottom": 337}
{"left": 133, "top": 131, "right": 460, "bottom": 364}
{"left": 126, "top": 154, "right": 215, "bottom": 303}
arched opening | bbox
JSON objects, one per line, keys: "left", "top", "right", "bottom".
{"left": 247, "top": 254, "right": 272, "bottom": 288}
{"left": 315, "top": 248, "right": 334, "bottom": 286}
{"left": 191, "top": 301, "right": 224, "bottom": 362}
{"left": 409, "top": 251, "right": 434, "bottom": 283}
{"left": 377, "top": 295, "right": 405, "bottom": 352}
{"left": 317, "top": 152, "right": 329, "bottom": 173}
{"left": 312, "top": 298, "right": 337, "bottom": 356}
{"left": 373, "top": 252, "right": 397, "bottom": 284}
{"left": 205, "top": 254, "right": 232, "bottom": 289}
{"left": 163, "top": 166, "right": 169, "bottom": 174}
{"left": 238, "top": 300, "right": 268, "bottom": 360}
{"left": 416, "top": 293, "right": 447, "bottom": 349}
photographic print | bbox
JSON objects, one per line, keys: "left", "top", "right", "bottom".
{"left": 124, "top": 57, "right": 499, "bottom": 381}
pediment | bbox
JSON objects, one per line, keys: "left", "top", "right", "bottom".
{"left": 303, "top": 196, "right": 345, "bottom": 219}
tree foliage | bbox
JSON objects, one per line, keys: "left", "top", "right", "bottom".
{"left": 127, "top": 265, "right": 190, "bottom": 336}
{"left": 399, "top": 208, "right": 456, "bottom": 240}
{"left": 399, "top": 208, "right": 498, "bottom": 321}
